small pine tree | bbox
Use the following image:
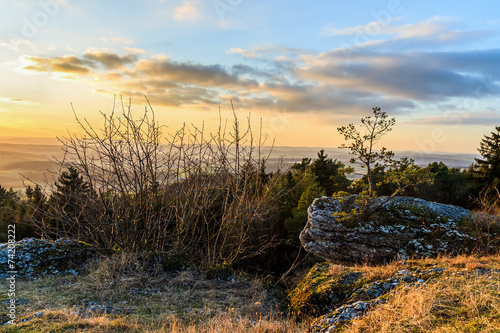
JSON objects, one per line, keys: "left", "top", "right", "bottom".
{"left": 284, "top": 171, "right": 325, "bottom": 245}
{"left": 0, "top": 186, "right": 21, "bottom": 242}
{"left": 47, "top": 167, "right": 91, "bottom": 237}
{"left": 337, "top": 107, "right": 395, "bottom": 197}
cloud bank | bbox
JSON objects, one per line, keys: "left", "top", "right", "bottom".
{"left": 21, "top": 19, "right": 500, "bottom": 117}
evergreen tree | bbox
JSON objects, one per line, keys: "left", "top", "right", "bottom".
{"left": 471, "top": 126, "right": 500, "bottom": 187}
{"left": 26, "top": 184, "right": 46, "bottom": 206}
{"left": 49, "top": 167, "right": 91, "bottom": 235}
{"left": 54, "top": 166, "right": 90, "bottom": 200}
{"left": 290, "top": 158, "right": 312, "bottom": 173}
{"left": 309, "top": 149, "right": 351, "bottom": 195}
{"left": 0, "top": 186, "right": 20, "bottom": 242}
{"left": 416, "top": 162, "right": 470, "bottom": 206}
{"left": 283, "top": 171, "right": 325, "bottom": 245}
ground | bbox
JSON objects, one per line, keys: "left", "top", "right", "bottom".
{"left": 0, "top": 252, "right": 305, "bottom": 332}
{"left": 1, "top": 241, "right": 500, "bottom": 332}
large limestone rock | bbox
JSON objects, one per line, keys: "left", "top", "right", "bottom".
{"left": 300, "top": 195, "right": 499, "bottom": 265}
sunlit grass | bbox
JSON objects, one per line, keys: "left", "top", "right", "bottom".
{"left": 2, "top": 253, "right": 500, "bottom": 332}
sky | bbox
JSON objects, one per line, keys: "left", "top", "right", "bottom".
{"left": 0, "top": 0, "right": 500, "bottom": 153}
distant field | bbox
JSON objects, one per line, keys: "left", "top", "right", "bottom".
{"left": 0, "top": 138, "right": 479, "bottom": 191}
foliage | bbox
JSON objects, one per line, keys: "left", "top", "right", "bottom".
{"left": 283, "top": 171, "right": 325, "bottom": 246}
{"left": 0, "top": 185, "right": 39, "bottom": 242}
{"left": 461, "top": 186, "right": 500, "bottom": 251}
{"left": 337, "top": 107, "right": 395, "bottom": 197}
{"left": 276, "top": 151, "right": 351, "bottom": 246}
{"left": 309, "top": 149, "right": 352, "bottom": 195}
{"left": 338, "top": 108, "right": 433, "bottom": 218}
{"left": 466, "top": 126, "right": 500, "bottom": 205}
{"left": 352, "top": 158, "right": 430, "bottom": 198}
{"left": 416, "top": 162, "right": 470, "bottom": 206}
{"left": 470, "top": 125, "right": 500, "bottom": 187}
{"left": 0, "top": 186, "right": 21, "bottom": 242}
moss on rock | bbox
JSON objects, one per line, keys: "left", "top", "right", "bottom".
{"left": 290, "top": 259, "right": 454, "bottom": 332}
{"left": 288, "top": 263, "right": 365, "bottom": 318}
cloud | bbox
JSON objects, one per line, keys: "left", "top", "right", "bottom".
{"left": 0, "top": 38, "right": 34, "bottom": 52}
{"left": 83, "top": 51, "right": 139, "bottom": 69}
{"left": 321, "top": 17, "right": 494, "bottom": 52}
{"left": 22, "top": 48, "right": 143, "bottom": 75}
{"left": 133, "top": 57, "right": 258, "bottom": 87}
{"left": 227, "top": 48, "right": 256, "bottom": 58}
{"left": 23, "top": 55, "right": 92, "bottom": 74}
{"left": 295, "top": 49, "right": 500, "bottom": 101}
{"left": 410, "top": 110, "right": 500, "bottom": 126}
{"left": 17, "top": 19, "right": 500, "bottom": 118}
{"left": 174, "top": 1, "right": 202, "bottom": 21}
{"left": 228, "top": 45, "right": 312, "bottom": 59}
{"left": 322, "top": 17, "right": 453, "bottom": 39}
{"left": 98, "top": 36, "right": 134, "bottom": 45}
{"left": 0, "top": 97, "right": 35, "bottom": 105}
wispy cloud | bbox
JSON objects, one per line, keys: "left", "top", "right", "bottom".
{"left": 227, "top": 48, "right": 256, "bottom": 58}
{"left": 22, "top": 48, "right": 143, "bottom": 75}
{"left": 173, "top": 1, "right": 202, "bottom": 22}
{"left": 322, "top": 16, "right": 455, "bottom": 39}
{"left": 321, "top": 17, "right": 494, "bottom": 52}
{"left": 0, "top": 97, "right": 35, "bottom": 105}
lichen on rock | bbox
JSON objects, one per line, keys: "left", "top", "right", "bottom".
{"left": 0, "top": 238, "right": 98, "bottom": 279}
{"left": 300, "top": 195, "right": 498, "bottom": 265}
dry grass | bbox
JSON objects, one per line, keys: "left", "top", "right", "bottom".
{"left": 352, "top": 260, "right": 403, "bottom": 282}
{"left": 1, "top": 309, "right": 303, "bottom": 332}
{"left": 3, "top": 253, "right": 500, "bottom": 332}
{"left": 1, "top": 253, "right": 306, "bottom": 332}
{"left": 342, "top": 254, "right": 500, "bottom": 332}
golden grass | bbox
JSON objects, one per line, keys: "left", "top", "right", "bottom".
{"left": 342, "top": 254, "right": 500, "bottom": 333}
{"left": 3, "top": 253, "right": 500, "bottom": 332}
{"left": 1, "top": 309, "right": 304, "bottom": 332}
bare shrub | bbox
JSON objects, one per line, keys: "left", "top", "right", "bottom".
{"left": 28, "top": 98, "right": 284, "bottom": 265}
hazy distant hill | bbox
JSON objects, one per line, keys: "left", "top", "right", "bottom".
{"left": 0, "top": 140, "right": 479, "bottom": 191}
{"left": 264, "top": 146, "right": 479, "bottom": 176}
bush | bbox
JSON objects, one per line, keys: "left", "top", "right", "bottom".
{"left": 27, "top": 99, "right": 287, "bottom": 267}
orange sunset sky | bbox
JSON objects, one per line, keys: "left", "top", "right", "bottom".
{"left": 1, "top": 0, "right": 499, "bottom": 153}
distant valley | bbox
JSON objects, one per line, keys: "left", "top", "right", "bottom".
{"left": 0, "top": 139, "right": 479, "bottom": 191}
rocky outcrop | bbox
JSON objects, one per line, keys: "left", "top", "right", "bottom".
{"left": 0, "top": 238, "right": 98, "bottom": 279}
{"left": 300, "top": 196, "right": 499, "bottom": 265}
{"left": 289, "top": 260, "right": 499, "bottom": 332}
